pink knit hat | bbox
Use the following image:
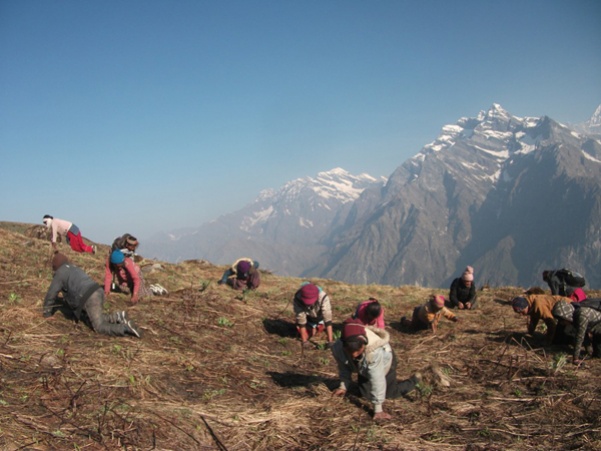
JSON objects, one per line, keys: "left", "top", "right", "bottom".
{"left": 431, "top": 295, "right": 445, "bottom": 308}
{"left": 341, "top": 318, "right": 367, "bottom": 341}
{"left": 462, "top": 265, "right": 474, "bottom": 282}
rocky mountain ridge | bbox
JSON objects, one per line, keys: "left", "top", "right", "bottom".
{"left": 145, "top": 104, "right": 601, "bottom": 288}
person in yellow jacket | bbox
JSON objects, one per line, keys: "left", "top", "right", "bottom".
{"left": 401, "top": 295, "right": 458, "bottom": 334}
{"left": 511, "top": 294, "right": 572, "bottom": 344}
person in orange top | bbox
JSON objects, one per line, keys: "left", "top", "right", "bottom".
{"left": 401, "top": 295, "right": 458, "bottom": 334}
{"left": 511, "top": 294, "right": 571, "bottom": 344}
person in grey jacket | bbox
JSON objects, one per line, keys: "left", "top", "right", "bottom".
{"left": 331, "top": 319, "right": 421, "bottom": 420}
{"left": 43, "top": 253, "right": 141, "bottom": 338}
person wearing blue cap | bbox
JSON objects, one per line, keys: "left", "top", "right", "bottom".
{"left": 512, "top": 294, "right": 570, "bottom": 345}
{"left": 218, "top": 257, "right": 261, "bottom": 290}
{"left": 104, "top": 249, "right": 151, "bottom": 304}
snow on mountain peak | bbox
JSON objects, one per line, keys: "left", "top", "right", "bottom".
{"left": 588, "top": 104, "right": 601, "bottom": 128}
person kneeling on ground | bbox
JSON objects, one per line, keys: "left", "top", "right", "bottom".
{"left": 105, "top": 250, "right": 152, "bottom": 304}
{"left": 293, "top": 282, "right": 334, "bottom": 349}
{"left": 552, "top": 299, "right": 601, "bottom": 365}
{"left": 43, "top": 253, "right": 141, "bottom": 338}
{"left": 218, "top": 258, "right": 261, "bottom": 290}
{"left": 449, "top": 266, "right": 477, "bottom": 310}
{"left": 352, "top": 298, "right": 385, "bottom": 329}
{"left": 111, "top": 233, "right": 139, "bottom": 258}
{"left": 511, "top": 293, "right": 570, "bottom": 345}
{"left": 43, "top": 215, "right": 95, "bottom": 254}
{"left": 401, "top": 295, "right": 458, "bottom": 334}
{"left": 331, "top": 319, "right": 421, "bottom": 420}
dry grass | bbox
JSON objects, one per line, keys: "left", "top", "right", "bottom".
{"left": 0, "top": 221, "right": 600, "bottom": 450}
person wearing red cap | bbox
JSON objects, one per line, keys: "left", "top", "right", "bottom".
{"left": 449, "top": 266, "right": 477, "bottom": 310}
{"left": 401, "top": 295, "right": 457, "bottom": 334}
{"left": 43, "top": 253, "right": 141, "bottom": 338}
{"left": 331, "top": 318, "right": 421, "bottom": 420}
{"left": 218, "top": 258, "right": 261, "bottom": 290}
{"left": 293, "top": 282, "right": 334, "bottom": 349}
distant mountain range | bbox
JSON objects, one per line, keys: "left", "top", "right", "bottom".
{"left": 144, "top": 104, "right": 601, "bottom": 289}
{"left": 142, "top": 168, "right": 386, "bottom": 277}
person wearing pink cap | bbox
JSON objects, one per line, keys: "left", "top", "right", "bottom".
{"left": 401, "top": 295, "right": 458, "bottom": 334}
{"left": 331, "top": 318, "right": 421, "bottom": 420}
{"left": 449, "top": 265, "right": 477, "bottom": 310}
{"left": 293, "top": 282, "right": 334, "bottom": 349}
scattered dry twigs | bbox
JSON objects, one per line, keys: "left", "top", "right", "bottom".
{"left": 0, "top": 222, "right": 600, "bottom": 450}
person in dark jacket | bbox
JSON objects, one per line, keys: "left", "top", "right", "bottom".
{"left": 43, "top": 253, "right": 141, "bottom": 338}
{"left": 449, "top": 266, "right": 477, "bottom": 309}
{"left": 542, "top": 269, "right": 585, "bottom": 296}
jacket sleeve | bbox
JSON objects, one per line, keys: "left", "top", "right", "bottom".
{"left": 442, "top": 307, "right": 456, "bottom": 321}
{"left": 366, "top": 347, "right": 388, "bottom": 413}
{"left": 293, "top": 299, "right": 307, "bottom": 326}
{"left": 449, "top": 280, "right": 459, "bottom": 305}
{"left": 543, "top": 317, "right": 557, "bottom": 343}
{"left": 376, "top": 310, "right": 385, "bottom": 329}
{"left": 104, "top": 258, "right": 113, "bottom": 294}
{"left": 528, "top": 310, "right": 541, "bottom": 335}
{"left": 248, "top": 268, "right": 261, "bottom": 289}
{"left": 468, "top": 284, "right": 476, "bottom": 302}
{"left": 125, "top": 258, "right": 140, "bottom": 298}
{"left": 42, "top": 272, "right": 65, "bottom": 316}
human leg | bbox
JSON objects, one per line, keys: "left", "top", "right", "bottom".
{"left": 83, "top": 290, "right": 131, "bottom": 336}
{"left": 67, "top": 229, "right": 94, "bottom": 253}
{"left": 386, "top": 350, "right": 419, "bottom": 398}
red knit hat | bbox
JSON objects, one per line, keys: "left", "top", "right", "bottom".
{"left": 298, "top": 283, "right": 319, "bottom": 305}
{"left": 341, "top": 318, "right": 367, "bottom": 341}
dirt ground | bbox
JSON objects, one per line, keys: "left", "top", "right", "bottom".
{"left": 0, "top": 222, "right": 600, "bottom": 450}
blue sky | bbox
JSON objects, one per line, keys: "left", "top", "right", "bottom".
{"left": 1, "top": 0, "right": 600, "bottom": 245}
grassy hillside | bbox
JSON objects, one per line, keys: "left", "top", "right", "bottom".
{"left": 0, "top": 221, "right": 599, "bottom": 450}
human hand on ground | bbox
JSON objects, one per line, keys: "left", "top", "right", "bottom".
{"left": 465, "top": 302, "right": 472, "bottom": 309}
{"left": 458, "top": 302, "right": 465, "bottom": 310}
{"left": 332, "top": 388, "right": 346, "bottom": 397}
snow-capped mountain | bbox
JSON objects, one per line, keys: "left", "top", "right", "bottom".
{"left": 143, "top": 168, "right": 386, "bottom": 276}
{"left": 312, "top": 104, "right": 601, "bottom": 288}
{"left": 145, "top": 104, "right": 601, "bottom": 288}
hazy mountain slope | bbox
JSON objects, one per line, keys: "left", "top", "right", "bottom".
{"left": 143, "top": 168, "right": 386, "bottom": 276}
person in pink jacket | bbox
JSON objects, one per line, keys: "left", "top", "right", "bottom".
{"left": 43, "top": 215, "right": 95, "bottom": 253}
{"left": 104, "top": 250, "right": 151, "bottom": 304}
{"left": 352, "top": 298, "right": 385, "bottom": 329}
